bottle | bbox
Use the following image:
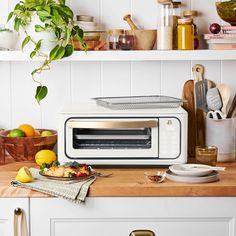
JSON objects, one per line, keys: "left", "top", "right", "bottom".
{"left": 157, "top": 0, "right": 173, "bottom": 50}
{"left": 118, "top": 31, "right": 135, "bottom": 50}
{"left": 107, "top": 29, "right": 124, "bottom": 50}
{"left": 177, "top": 18, "right": 194, "bottom": 50}
{"left": 183, "top": 10, "right": 199, "bottom": 49}
{"left": 172, "top": 1, "right": 182, "bottom": 50}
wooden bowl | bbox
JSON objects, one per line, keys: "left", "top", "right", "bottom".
{"left": 127, "top": 29, "right": 157, "bottom": 50}
{"left": 0, "top": 129, "right": 57, "bottom": 162}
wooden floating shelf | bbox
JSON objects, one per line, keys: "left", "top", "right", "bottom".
{"left": 0, "top": 50, "right": 236, "bottom": 61}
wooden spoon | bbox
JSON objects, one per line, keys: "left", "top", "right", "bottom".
{"left": 217, "top": 83, "right": 231, "bottom": 114}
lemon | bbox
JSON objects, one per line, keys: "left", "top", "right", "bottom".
{"left": 41, "top": 130, "right": 53, "bottom": 137}
{"left": 15, "top": 166, "right": 33, "bottom": 183}
{"left": 35, "top": 149, "right": 57, "bottom": 166}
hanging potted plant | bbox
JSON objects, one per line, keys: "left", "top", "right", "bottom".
{"left": 8, "top": 0, "right": 85, "bottom": 104}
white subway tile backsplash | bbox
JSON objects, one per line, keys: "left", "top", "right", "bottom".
{"left": 10, "top": 62, "right": 41, "bottom": 128}
{"left": 0, "top": 0, "right": 236, "bottom": 129}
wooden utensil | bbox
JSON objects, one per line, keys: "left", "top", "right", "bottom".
{"left": 217, "top": 83, "right": 231, "bottom": 114}
{"left": 123, "top": 14, "right": 139, "bottom": 30}
{"left": 226, "top": 94, "right": 236, "bottom": 118}
{"left": 192, "top": 64, "right": 207, "bottom": 146}
{"left": 206, "top": 87, "right": 223, "bottom": 111}
{"left": 182, "top": 80, "right": 196, "bottom": 157}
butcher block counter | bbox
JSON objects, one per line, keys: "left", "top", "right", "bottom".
{"left": 0, "top": 161, "right": 236, "bottom": 197}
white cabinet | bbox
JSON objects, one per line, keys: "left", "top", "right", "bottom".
{"left": 0, "top": 198, "right": 29, "bottom": 236}
{"left": 30, "top": 197, "right": 236, "bottom": 236}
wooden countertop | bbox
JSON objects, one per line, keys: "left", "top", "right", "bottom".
{"left": 0, "top": 161, "right": 236, "bottom": 198}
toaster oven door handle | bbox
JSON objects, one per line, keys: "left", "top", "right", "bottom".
{"left": 66, "top": 120, "right": 158, "bottom": 129}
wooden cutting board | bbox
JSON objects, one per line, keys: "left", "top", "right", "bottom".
{"left": 182, "top": 79, "right": 196, "bottom": 157}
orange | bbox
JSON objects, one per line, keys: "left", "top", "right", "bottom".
{"left": 18, "top": 124, "right": 35, "bottom": 137}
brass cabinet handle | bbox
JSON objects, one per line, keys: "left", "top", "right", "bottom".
{"left": 14, "top": 208, "right": 28, "bottom": 236}
{"left": 67, "top": 120, "right": 158, "bottom": 129}
{"left": 129, "top": 229, "right": 155, "bottom": 236}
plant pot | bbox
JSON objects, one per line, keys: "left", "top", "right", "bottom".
{"left": 0, "top": 30, "right": 18, "bottom": 50}
{"left": 16, "top": 14, "right": 56, "bottom": 51}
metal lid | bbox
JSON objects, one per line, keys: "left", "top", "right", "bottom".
{"left": 173, "top": 1, "right": 182, "bottom": 8}
{"left": 183, "top": 10, "right": 198, "bottom": 17}
{"left": 157, "top": 0, "right": 172, "bottom": 5}
{"left": 178, "top": 18, "right": 193, "bottom": 24}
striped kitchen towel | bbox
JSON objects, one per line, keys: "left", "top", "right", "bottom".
{"left": 11, "top": 168, "right": 96, "bottom": 203}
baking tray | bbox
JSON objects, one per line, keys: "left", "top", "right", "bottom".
{"left": 93, "top": 95, "right": 184, "bottom": 110}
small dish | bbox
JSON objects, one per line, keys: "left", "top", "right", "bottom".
{"left": 169, "top": 164, "right": 216, "bottom": 177}
{"left": 166, "top": 170, "right": 219, "bottom": 183}
{"left": 144, "top": 171, "right": 166, "bottom": 183}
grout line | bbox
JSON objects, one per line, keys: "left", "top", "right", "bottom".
{"left": 100, "top": 62, "right": 103, "bottom": 96}
{"left": 160, "top": 61, "right": 162, "bottom": 95}
{"left": 220, "top": 60, "right": 223, "bottom": 84}
{"left": 130, "top": 61, "right": 132, "bottom": 96}
{"left": 9, "top": 62, "right": 12, "bottom": 128}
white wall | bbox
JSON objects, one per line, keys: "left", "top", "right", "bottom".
{"left": 0, "top": 0, "right": 236, "bottom": 130}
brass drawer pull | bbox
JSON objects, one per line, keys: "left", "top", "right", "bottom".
{"left": 129, "top": 229, "right": 155, "bottom": 236}
{"left": 14, "top": 208, "right": 28, "bottom": 236}
{"left": 67, "top": 120, "right": 158, "bottom": 129}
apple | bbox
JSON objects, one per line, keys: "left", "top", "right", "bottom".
{"left": 209, "top": 23, "right": 221, "bottom": 34}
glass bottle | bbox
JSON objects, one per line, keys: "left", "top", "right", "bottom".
{"left": 183, "top": 10, "right": 199, "bottom": 49}
{"left": 177, "top": 18, "right": 194, "bottom": 50}
{"left": 107, "top": 29, "right": 124, "bottom": 50}
{"left": 118, "top": 31, "right": 135, "bottom": 50}
{"left": 172, "top": 1, "right": 182, "bottom": 50}
{"left": 157, "top": 0, "right": 173, "bottom": 50}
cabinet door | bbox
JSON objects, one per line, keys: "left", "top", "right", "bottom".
{"left": 0, "top": 198, "right": 29, "bottom": 236}
{"left": 30, "top": 197, "right": 236, "bottom": 236}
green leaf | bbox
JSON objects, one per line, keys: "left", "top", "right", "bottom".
{"left": 37, "top": 10, "right": 51, "bottom": 18}
{"left": 30, "top": 51, "right": 36, "bottom": 58}
{"left": 35, "top": 39, "right": 42, "bottom": 51}
{"left": 63, "top": 44, "right": 73, "bottom": 58}
{"left": 58, "top": 0, "right": 65, "bottom": 5}
{"left": 53, "top": 46, "right": 65, "bottom": 60}
{"left": 21, "top": 36, "right": 31, "bottom": 49}
{"left": 31, "top": 69, "right": 38, "bottom": 76}
{"left": 7, "top": 12, "right": 13, "bottom": 22}
{"left": 35, "top": 24, "right": 45, "bottom": 32}
{"left": 14, "top": 18, "right": 21, "bottom": 31}
{"left": 65, "top": 28, "right": 70, "bottom": 44}
{"left": 49, "top": 45, "right": 60, "bottom": 60}
{"left": 35, "top": 86, "right": 48, "bottom": 104}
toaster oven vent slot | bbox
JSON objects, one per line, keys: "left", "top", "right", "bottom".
{"left": 73, "top": 128, "right": 151, "bottom": 149}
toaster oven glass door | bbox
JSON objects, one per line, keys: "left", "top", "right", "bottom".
{"left": 65, "top": 118, "right": 159, "bottom": 159}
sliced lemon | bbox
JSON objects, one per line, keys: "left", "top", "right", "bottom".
{"left": 15, "top": 166, "right": 33, "bottom": 183}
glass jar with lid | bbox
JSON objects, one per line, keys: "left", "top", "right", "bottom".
{"left": 118, "top": 30, "right": 135, "bottom": 50}
{"left": 177, "top": 18, "right": 194, "bottom": 50}
{"left": 172, "top": 1, "right": 182, "bottom": 49}
{"left": 183, "top": 10, "right": 199, "bottom": 49}
{"left": 157, "top": 0, "right": 173, "bottom": 50}
{"left": 107, "top": 29, "right": 124, "bottom": 50}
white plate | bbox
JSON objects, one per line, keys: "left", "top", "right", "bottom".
{"left": 166, "top": 170, "right": 219, "bottom": 183}
{"left": 169, "top": 164, "right": 214, "bottom": 177}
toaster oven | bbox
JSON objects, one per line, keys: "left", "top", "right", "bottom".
{"left": 58, "top": 103, "right": 188, "bottom": 166}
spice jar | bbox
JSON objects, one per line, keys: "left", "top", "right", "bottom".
{"left": 157, "top": 0, "right": 173, "bottom": 50}
{"left": 118, "top": 31, "right": 135, "bottom": 50}
{"left": 107, "top": 29, "right": 124, "bottom": 50}
{"left": 172, "top": 1, "right": 182, "bottom": 49}
{"left": 183, "top": 10, "right": 199, "bottom": 49}
{"left": 177, "top": 18, "right": 194, "bottom": 50}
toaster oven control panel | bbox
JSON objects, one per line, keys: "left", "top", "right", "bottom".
{"left": 158, "top": 118, "right": 181, "bottom": 159}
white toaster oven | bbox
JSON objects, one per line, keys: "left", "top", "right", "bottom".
{"left": 58, "top": 103, "right": 188, "bottom": 166}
